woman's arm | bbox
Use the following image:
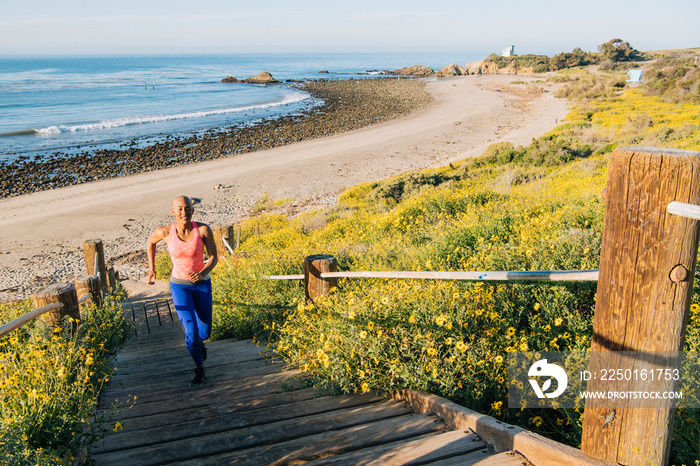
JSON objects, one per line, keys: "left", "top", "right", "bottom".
{"left": 190, "top": 223, "right": 218, "bottom": 282}
{"left": 146, "top": 226, "right": 169, "bottom": 285}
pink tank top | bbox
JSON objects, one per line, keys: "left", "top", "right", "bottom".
{"left": 168, "top": 222, "right": 206, "bottom": 281}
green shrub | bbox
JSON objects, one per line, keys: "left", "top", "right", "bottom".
{"left": 0, "top": 290, "right": 131, "bottom": 464}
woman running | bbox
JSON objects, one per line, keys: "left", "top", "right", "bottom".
{"left": 147, "top": 195, "right": 218, "bottom": 386}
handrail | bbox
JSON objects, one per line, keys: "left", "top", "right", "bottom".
{"left": 77, "top": 292, "right": 93, "bottom": 305}
{"left": 268, "top": 269, "right": 600, "bottom": 282}
{"left": 0, "top": 302, "right": 64, "bottom": 338}
{"left": 667, "top": 201, "right": 700, "bottom": 221}
{"left": 223, "top": 239, "right": 235, "bottom": 254}
{"left": 94, "top": 251, "right": 101, "bottom": 279}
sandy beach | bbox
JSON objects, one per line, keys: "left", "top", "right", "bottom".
{"left": 0, "top": 75, "right": 567, "bottom": 301}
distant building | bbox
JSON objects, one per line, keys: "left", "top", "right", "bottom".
{"left": 627, "top": 69, "right": 643, "bottom": 83}
{"left": 502, "top": 45, "right": 515, "bottom": 57}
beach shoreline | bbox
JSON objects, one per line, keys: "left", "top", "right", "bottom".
{"left": 0, "top": 74, "right": 567, "bottom": 302}
{"left": 1, "top": 78, "right": 433, "bottom": 199}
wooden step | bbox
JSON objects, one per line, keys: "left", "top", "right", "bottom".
{"left": 99, "top": 368, "right": 302, "bottom": 418}
{"left": 92, "top": 392, "right": 385, "bottom": 454}
{"left": 304, "top": 428, "right": 489, "bottom": 465}
{"left": 90, "top": 401, "right": 423, "bottom": 465}
{"left": 174, "top": 413, "right": 448, "bottom": 466}
{"left": 91, "top": 336, "right": 542, "bottom": 465}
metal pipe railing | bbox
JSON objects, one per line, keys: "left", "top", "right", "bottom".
{"left": 668, "top": 201, "right": 700, "bottom": 221}
{"left": 267, "top": 269, "right": 600, "bottom": 282}
{"left": 0, "top": 303, "right": 64, "bottom": 338}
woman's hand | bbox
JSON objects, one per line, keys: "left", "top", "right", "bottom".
{"left": 147, "top": 269, "right": 157, "bottom": 285}
{"left": 188, "top": 271, "right": 201, "bottom": 283}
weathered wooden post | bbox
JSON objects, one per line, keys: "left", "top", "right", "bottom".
{"left": 215, "top": 225, "right": 234, "bottom": 256}
{"left": 82, "top": 239, "right": 107, "bottom": 291}
{"left": 582, "top": 147, "right": 700, "bottom": 465}
{"left": 33, "top": 283, "right": 81, "bottom": 330}
{"left": 75, "top": 275, "right": 102, "bottom": 307}
{"left": 304, "top": 254, "right": 338, "bottom": 303}
{"left": 107, "top": 266, "right": 117, "bottom": 290}
{"left": 75, "top": 274, "right": 102, "bottom": 308}
{"left": 236, "top": 224, "right": 241, "bottom": 250}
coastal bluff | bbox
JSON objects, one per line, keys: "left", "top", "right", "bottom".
{"left": 463, "top": 59, "right": 534, "bottom": 75}
{"left": 387, "top": 60, "right": 536, "bottom": 77}
{"left": 220, "top": 59, "right": 534, "bottom": 85}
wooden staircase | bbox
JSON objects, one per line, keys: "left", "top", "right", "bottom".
{"left": 88, "top": 297, "right": 531, "bottom": 465}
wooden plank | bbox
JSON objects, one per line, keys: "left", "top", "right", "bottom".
{"left": 175, "top": 413, "right": 447, "bottom": 466}
{"left": 99, "top": 369, "right": 301, "bottom": 418}
{"left": 109, "top": 355, "right": 276, "bottom": 384}
{"left": 119, "top": 337, "right": 265, "bottom": 357}
{"left": 113, "top": 344, "right": 272, "bottom": 374}
{"left": 304, "top": 428, "right": 487, "bottom": 465}
{"left": 99, "top": 388, "right": 320, "bottom": 434}
{"left": 394, "top": 390, "right": 619, "bottom": 466}
{"left": 89, "top": 401, "right": 417, "bottom": 466}
{"left": 582, "top": 147, "right": 700, "bottom": 465}
{"left": 426, "top": 449, "right": 532, "bottom": 466}
{"left": 91, "top": 392, "right": 385, "bottom": 454}
{"left": 100, "top": 361, "right": 294, "bottom": 404}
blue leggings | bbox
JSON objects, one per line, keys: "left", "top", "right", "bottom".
{"left": 170, "top": 279, "right": 212, "bottom": 366}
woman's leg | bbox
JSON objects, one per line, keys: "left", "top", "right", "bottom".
{"left": 190, "top": 279, "right": 213, "bottom": 342}
{"left": 170, "top": 281, "right": 204, "bottom": 366}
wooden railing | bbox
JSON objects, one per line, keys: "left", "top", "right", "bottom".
{"left": 0, "top": 302, "right": 64, "bottom": 338}
{"left": 668, "top": 200, "right": 700, "bottom": 221}
{"left": 0, "top": 239, "right": 119, "bottom": 338}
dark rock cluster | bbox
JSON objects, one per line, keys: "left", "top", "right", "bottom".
{"left": 221, "top": 71, "right": 281, "bottom": 84}
{"left": 1, "top": 78, "right": 433, "bottom": 198}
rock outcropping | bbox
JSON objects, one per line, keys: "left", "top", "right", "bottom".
{"left": 390, "top": 65, "right": 434, "bottom": 77}
{"left": 435, "top": 63, "right": 469, "bottom": 77}
{"left": 222, "top": 71, "right": 280, "bottom": 84}
{"left": 464, "top": 60, "right": 534, "bottom": 75}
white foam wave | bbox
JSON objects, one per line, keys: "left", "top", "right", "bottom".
{"left": 34, "top": 90, "right": 310, "bottom": 134}
{"left": 36, "top": 126, "right": 62, "bottom": 134}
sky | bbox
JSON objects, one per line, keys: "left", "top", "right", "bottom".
{"left": 1, "top": 0, "right": 698, "bottom": 57}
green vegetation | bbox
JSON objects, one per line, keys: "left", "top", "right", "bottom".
{"left": 209, "top": 49, "right": 700, "bottom": 463}
{"left": 0, "top": 288, "right": 131, "bottom": 465}
{"left": 598, "top": 38, "right": 642, "bottom": 63}
{"left": 485, "top": 38, "right": 644, "bottom": 73}
{"left": 644, "top": 49, "right": 700, "bottom": 103}
{"left": 548, "top": 47, "right": 600, "bottom": 71}
{"left": 486, "top": 52, "right": 552, "bottom": 73}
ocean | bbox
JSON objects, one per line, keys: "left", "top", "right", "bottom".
{"left": 0, "top": 53, "right": 482, "bottom": 164}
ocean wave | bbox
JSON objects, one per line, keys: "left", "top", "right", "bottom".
{"left": 0, "top": 129, "right": 40, "bottom": 138}
{"left": 8, "top": 90, "right": 311, "bottom": 137}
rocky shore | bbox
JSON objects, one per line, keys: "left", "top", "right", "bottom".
{"left": 1, "top": 74, "right": 570, "bottom": 303}
{"left": 0, "top": 78, "right": 432, "bottom": 199}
